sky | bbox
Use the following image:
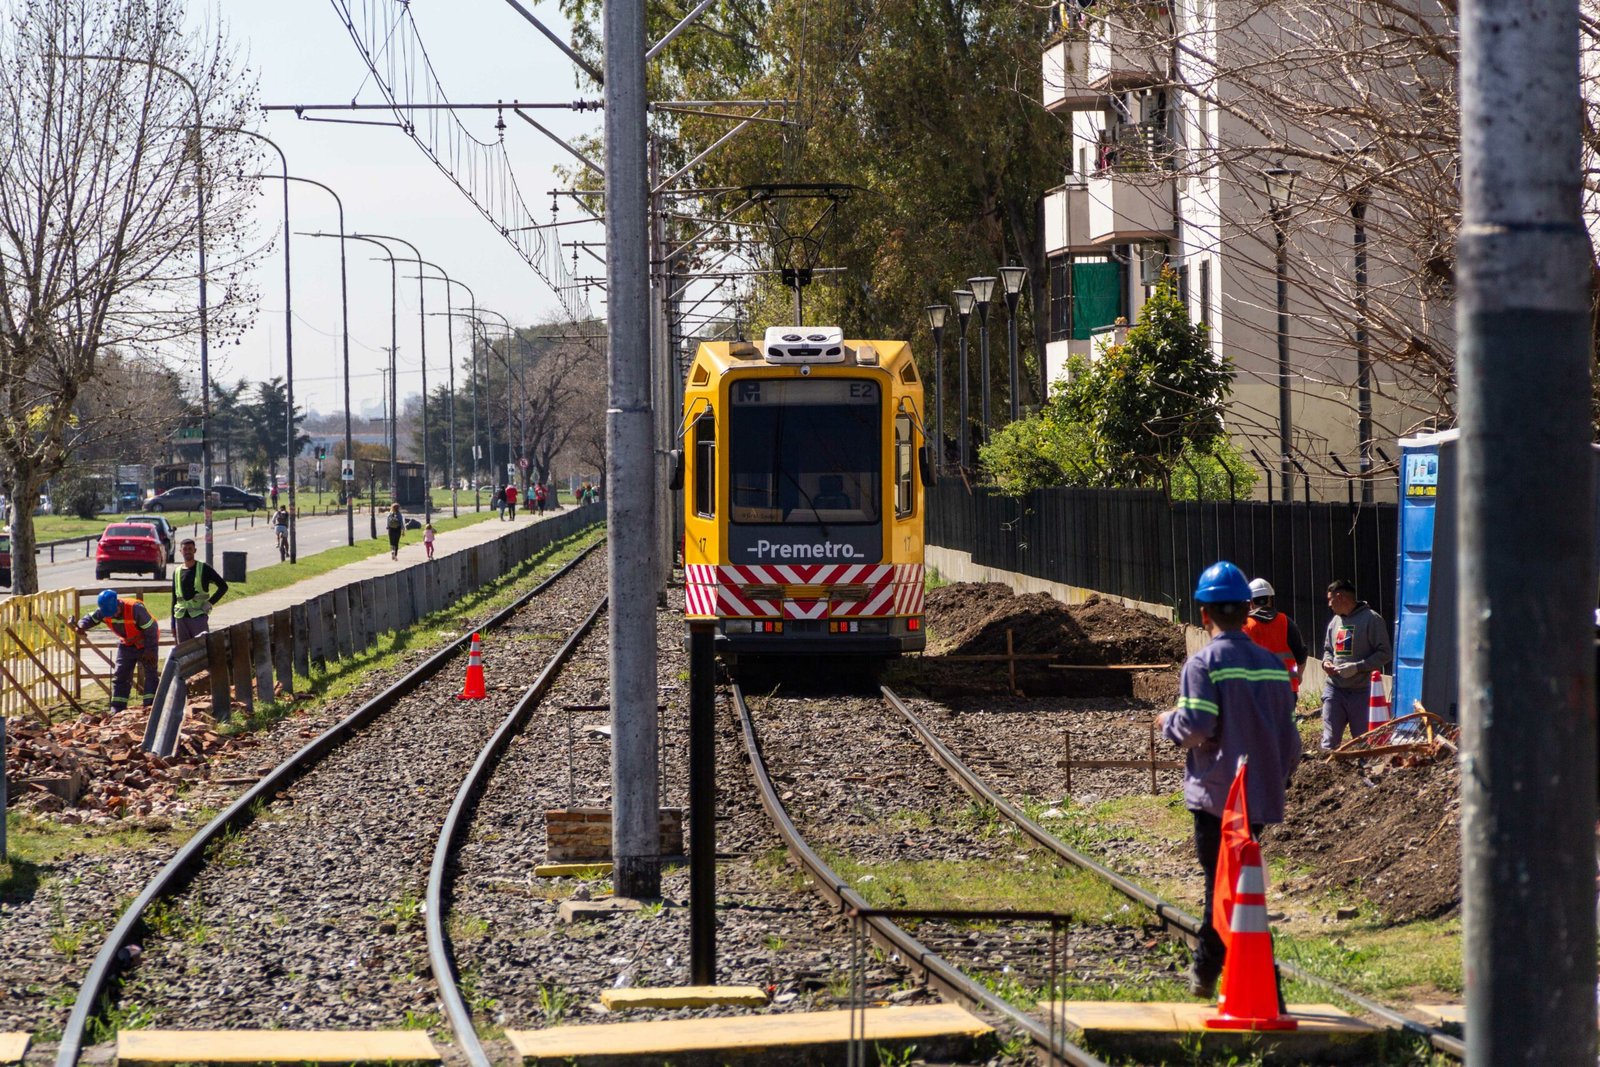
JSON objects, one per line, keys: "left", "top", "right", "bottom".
{"left": 200, "top": 0, "right": 605, "bottom": 417}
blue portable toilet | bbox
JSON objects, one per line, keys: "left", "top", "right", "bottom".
{"left": 1392, "top": 430, "right": 1456, "bottom": 722}
{"left": 1393, "top": 431, "right": 1600, "bottom": 724}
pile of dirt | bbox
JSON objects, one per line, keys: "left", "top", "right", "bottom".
{"left": 3, "top": 708, "right": 249, "bottom": 825}
{"left": 926, "top": 583, "right": 1184, "bottom": 665}
{"left": 1272, "top": 754, "right": 1461, "bottom": 922}
{"left": 1069, "top": 594, "right": 1186, "bottom": 665}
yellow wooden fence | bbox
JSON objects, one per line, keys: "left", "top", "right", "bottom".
{"left": 0, "top": 589, "right": 92, "bottom": 720}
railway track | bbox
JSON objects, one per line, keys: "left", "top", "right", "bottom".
{"left": 734, "top": 679, "right": 1467, "bottom": 1064}
{"left": 878, "top": 684, "right": 1468, "bottom": 1063}
{"left": 53, "top": 537, "right": 607, "bottom": 1066}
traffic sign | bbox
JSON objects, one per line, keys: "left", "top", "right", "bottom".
{"left": 518, "top": 457, "right": 530, "bottom": 470}
{"left": 341, "top": 459, "right": 355, "bottom": 482}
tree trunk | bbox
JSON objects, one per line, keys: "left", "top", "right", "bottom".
{"left": 8, "top": 469, "right": 45, "bottom": 595}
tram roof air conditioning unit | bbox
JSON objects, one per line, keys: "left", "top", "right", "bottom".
{"left": 763, "top": 326, "right": 846, "bottom": 363}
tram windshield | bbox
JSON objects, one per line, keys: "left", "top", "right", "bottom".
{"left": 729, "top": 378, "right": 881, "bottom": 524}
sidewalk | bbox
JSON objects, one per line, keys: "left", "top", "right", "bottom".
{"left": 206, "top": 507, "right": 578, "bottom": 631}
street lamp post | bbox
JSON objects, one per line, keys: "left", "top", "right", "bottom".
{"left": 227, "top": 127, "right": 298, "bottom": 561}
{"left": 67, "top": 53, "right": 214, "bottom": 564}
{"left": 416, "top": 261, "right": 471, "bottom": 519}
{"left": 1264, "top": 167, "right": 1299, "bottom": 503}
{"left": 952, "top": 289, "right": 975, "bottom": 471}
{"left": 284, "top": 178, "right": 354, "bottom": 545}
{"left": 925, "top": 305, "right": 950, "bottom": 473}
{"left": 999, "top": 265, "right": 1029, "bottom": 422}
{"left": 315, "top": 233, "right": 399, "bottom": 503}
{"left": 356, "top": 233, "right": 432, "bottom": 523}
{"left": 969, "top": 276, "right": 996, "bottom": 442}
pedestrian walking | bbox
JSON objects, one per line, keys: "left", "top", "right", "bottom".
{"left": 1157, "top": 561, "right": 1301, "bottom": 998}
{"left": 504, "top": 483, "right": 518, "bottom": 519}
{"left": 492, "top": 484, "right": 506, "bottom": 520}
{"left": 171, "top": 538, "right": 228, "bottom": 642}
{"left": 423, "top": 522, "right": 436, "bottom": 561}
{"left": 1242, "top": 578, "right": 1308, "bottom": 695}
{"left": 270, "top": 484, "right": 279, "bottom": 511}
{"left": 76, "top": 589, "right": 160, "bottom": 712}
{"left": 386, "top": 503, "right": 404, "bottom": 560}
{"left": 534, "top": 482, "right": 548, "bottom": 515}
{"left": 1319, "top": 579, "right": 1392, "bottom": 749}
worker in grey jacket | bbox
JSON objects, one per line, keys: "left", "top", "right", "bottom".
{"left": 1320, "top": 578, "right": 1393, "bottom": 749}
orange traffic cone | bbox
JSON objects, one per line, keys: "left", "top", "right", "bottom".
{"left": 1205, "top": 840, "right": 1297, "bottom": 1031}
{"left": 1367, "top": 670, "right": 1390, "bottom": 727}
{"left": 457, "top": 632, "right": 487, "bottom": 700}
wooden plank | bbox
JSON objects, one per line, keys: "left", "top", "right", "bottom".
{"left": 505, "top": 1004, "right": 992, "bottom": 1062}
{"left": 1058, "top": 759, "right": 1184, "bottom": 771}
{"left": 228, "top": 622, "right": 254, "bottom": 716}
{"left": 271, "top": 610, "right": 293, "bottom": 697}
{"left": 290, "top": 603, "right": 310, "bottom": 679}
{"left": 1049, "top": 663, "right": 1176, "bottom": 671}
{"left": 942, "top": 653, "right": 1060, "bottom": 663}
{"left": 372, "top": 575, "right": 389, "bottom": 636}
{"left": 4, "top": 626, "right": 83, "bottom": 717}
{"left": 117, "top": 1029, "right": 440, "bottom": 1064}
{"left": 356, "top": 580, "right": 376, "bottom": 651}
{"left": 251, "top": 617, "right": 274, "bottom": 703}
{"left": 306, "top": 594, "right": 327, "bottom": 671}
{"left": 0, "top": 1032, "right": 29, "bottom": 1063}
{"left": 333, "top": 586, "right": 354, "bottom": 659}
{"left": 318, "top": 594, "right": 339, "bottom": 666}
{"left": 600, "top": 986, "right": 769, "bottom": 1010}
{"left": 207, "top": 628, "right": 232, "bottom": 720}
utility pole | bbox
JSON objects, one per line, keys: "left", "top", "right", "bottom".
{"left": 1459, "top": 3, "right": 1595, "bottom": 1064}
{"left": 650, "top": 137, "right": 674, "bottom": 597}
{"left": 605, "top": 0, "right": 661, "bottom": 900}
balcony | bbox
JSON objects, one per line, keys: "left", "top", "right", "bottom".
{"left": 1086, "top": 173, "right": 1174, "bottom": 244}
{"left": 1043, "top": 184, "right": 1092, "bottom": 254}
{"left": 1043, "top": 35, "right": 1101, "bottom": 112}
{"left": 1086, "top": 3, "right": 1170, "bottom": 91}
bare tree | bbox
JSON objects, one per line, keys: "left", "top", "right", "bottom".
{"left": 0, "top": 0, "right": 259, "bottom": 592}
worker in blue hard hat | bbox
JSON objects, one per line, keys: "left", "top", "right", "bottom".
{"left": 76, "top": 589, "right": 160, "bottom": 713}
{"left": 1156, "top": 560, "right": 1301, "bottom": 999}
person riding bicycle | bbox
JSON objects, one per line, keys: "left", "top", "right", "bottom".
{"left": 273, "top": 506, "right": 290, "bottom": 559}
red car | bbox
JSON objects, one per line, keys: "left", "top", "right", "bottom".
{"left": 95, "top": 522, "right": 168, "bottom": 582}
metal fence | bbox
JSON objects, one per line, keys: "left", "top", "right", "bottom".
{"left": 927, "top": 483, "right": 1397, "bottom": 655}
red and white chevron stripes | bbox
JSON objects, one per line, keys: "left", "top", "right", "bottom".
{"left": 685, "top": 563, "right": 924, "bottom": 619}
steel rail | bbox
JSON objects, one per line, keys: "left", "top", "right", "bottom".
{"left": 880, "top": 686, "right": 1468, "bottom": 1061}
{"left": 54, "top": 535, "right": 605, "bottom": 1066}
{"left": 427, "top": 594, "right": 608, "bottom": 1067}
{"left": 730, "top": 683, "right": 1112, "bottom": 1067}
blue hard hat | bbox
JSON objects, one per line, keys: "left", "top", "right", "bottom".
{"left": 97, "top": 589, "right": 120, "bottom": 615}
{"left": 1194, "top": 561, "right": 1252, "bottom": 604}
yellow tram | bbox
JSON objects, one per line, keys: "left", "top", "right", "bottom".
{"left": 682, "top": 325, "right": 930, "bottom": 659}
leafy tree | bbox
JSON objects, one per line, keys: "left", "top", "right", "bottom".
{"left": 1058, "top": 270, "right": 1233, "bottom": 487}
{"left": 978, "top": 413, "right": 1097, "bottom": 496}
{"left": 0, "top": 0, "right": 259, "bottom": 591}
{"left": 244, "top": 377, "right": 310, "bottom": 483}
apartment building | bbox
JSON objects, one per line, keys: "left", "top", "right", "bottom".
{"left": 1040, "top": 1, "right": 1448, "bottom": 500}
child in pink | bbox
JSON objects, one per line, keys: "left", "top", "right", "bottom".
{"left": 423, "top": 522, "right": 436, "bottom": 560}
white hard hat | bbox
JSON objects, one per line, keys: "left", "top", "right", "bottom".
{"left": 1248, "top": 578, "right": 1275, "bottom": 599}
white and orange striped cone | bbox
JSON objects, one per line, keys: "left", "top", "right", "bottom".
{"left": 457, "top": 632, "right": 487, "bottom": 700}
{"left": 1367, "top": 670, "right": 1390, "bottom": 727}
{"left": 1205, "top": 840, "right": 1297, "bottom": 1031}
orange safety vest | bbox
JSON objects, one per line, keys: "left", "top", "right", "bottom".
{"left": 102, "top": 601, "right": 147, "bottom": 650}
{"left": 1243, "top": 611, "right": 1299, "bottom": 692}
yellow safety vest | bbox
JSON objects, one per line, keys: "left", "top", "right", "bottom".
{"left": 173, "top": 563, "right": 218, "bottom": 618}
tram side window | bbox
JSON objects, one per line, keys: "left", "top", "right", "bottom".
{"left": 895, "top": 415, "right": 915, "bottom": 518}
{"left": 694, "top": 412, "right": 715, "bottom": 518}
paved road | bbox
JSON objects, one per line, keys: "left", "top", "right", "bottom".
{"left": 7, "top": 511, "right": 388, "bottom": 597}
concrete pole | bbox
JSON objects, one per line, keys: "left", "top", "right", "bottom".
{"left": 650, "top": 138, "right": 674, "bottom": 595}
{"left": 1458, "top": 3, "right": 1596, "bottom": 1064}
{"left": 604, "top": 0, "right": 661, "bottom": 899}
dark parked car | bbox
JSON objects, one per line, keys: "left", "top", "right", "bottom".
{"left": 124, "top": 513, "right": 176, "bottom": 558}
{"left": 0, "top": 533, "right": 10, "bottom": 587}
{"left": 145, "top": 484, "right": 263, "bottom": 513}
{"left": 95, "top": 522, "right": 168, "bottom": 581}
